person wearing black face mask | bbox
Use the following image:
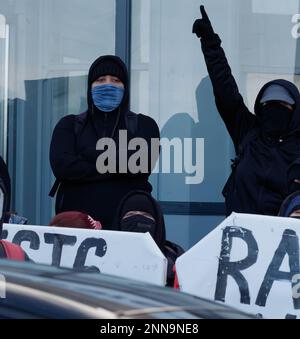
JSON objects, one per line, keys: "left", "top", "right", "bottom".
{"left": 0, "top": 157, "right": 30, "bottom": 260}
{"left": 259, "top": 85, "right": 295, "bottom": 138}
{"left": 115, "top": 191, "right": 166, "bottom": 250}
{"left": 113, "top": 191, "right": 185, "bottom": 287}
{"left": 120, "top": 212, "right": 157, "bottom": 238}
{"left": 193, "top": 6, "right": 300, "bottom": 216}
{"left": 260, "top": 103, "right": 292, "bottom": 137}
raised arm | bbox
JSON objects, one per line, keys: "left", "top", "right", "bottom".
{"left": 193, "top": 6, "right": 255, "bottom": 148}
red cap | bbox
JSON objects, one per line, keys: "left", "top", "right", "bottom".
{"left": 49, "top": 212, "right": 102, "bottom": 230}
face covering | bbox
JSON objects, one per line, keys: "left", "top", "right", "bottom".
{"left": 120, "top": 215, "right": 156, "bottom": 238}
{"left": 92, "top": 84, "right": 124, "bottom": 112}
{"left": 260, "top": 104, "right": 293, "bottom": 137}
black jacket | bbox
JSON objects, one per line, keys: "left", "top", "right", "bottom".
{"left": 201, "top": 34, "right": 300, "bottom": 216}
{"left": 0, "top": 156, "right": 10, "bottom": 224}
{"left": 50, "top": 56, "right": 160, "bottom": 228}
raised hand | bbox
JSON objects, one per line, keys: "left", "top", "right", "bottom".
{"left": 192, "top": 5, "right": 215, "bottom": 39}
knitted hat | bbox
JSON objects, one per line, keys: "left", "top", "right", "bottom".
{"left": 49, "top": 212, "right": 102, "bottom": 230}
{"left": 120, "top": 194, "right": 156, "bottom": 220}
{"left": 90, "top": 58, "right": 126, "bottom": 85}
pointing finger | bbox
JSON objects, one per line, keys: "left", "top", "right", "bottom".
{"left": 200, "top": 5, "right": 209, "bottom": 21}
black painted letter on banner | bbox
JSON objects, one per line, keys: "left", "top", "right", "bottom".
{"left": 215, "top": 227, "right": 258, "bottom": 305}
{"left": 44, "top": 234, "right": 77, "bottom": 267}
{"left": 256, "top": 229, "right": 300, "bottom": 308}
{"left": 73, "top": 238, "right": 107, "bottom": 272}
{"left": 12, "top": 230, "right": 40, "bottom": 250}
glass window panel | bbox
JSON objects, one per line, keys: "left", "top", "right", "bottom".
{"left": 0, "top": 0, "right": 116, "bottom": 225}
{"left": 131, "top": 0, "right": 300, "bottom": 205}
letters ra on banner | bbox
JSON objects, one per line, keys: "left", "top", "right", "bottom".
{"left": 176, "top": 213, "right": 300, "bottom": 319}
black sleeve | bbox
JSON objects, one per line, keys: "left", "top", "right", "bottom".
{"left": 79, "top": 114, "right": 160, "bottom": 177}
{"left": 287, "top": 161, "right": 300, "bottom": 195}
{"left": 50, "top": 115, "right": 119, "bottom": 183}
{"left": 200, "top": 34, "right": 256, "bottom": 149}
{"left": 0, "top": 157, "right": 11, "bottom": 214}
{"left": 50, "top": 114, "right": 160, "bottom": 183}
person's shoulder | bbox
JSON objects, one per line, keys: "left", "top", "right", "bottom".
{"left": 54, "top": 114, "right": 77, "bottom": 129}
{"left": 136, "top": 113, "right": 160, "bottom": 137}
{"left": 137, "top": 113, "right": 159, "bottom": 129}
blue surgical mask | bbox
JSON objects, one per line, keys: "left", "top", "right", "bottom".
{"left": 92, "top": 84, "right": 125, "bottom": 112}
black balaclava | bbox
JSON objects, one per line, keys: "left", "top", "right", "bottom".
{"left": 259, "top": 84, "right": 295, "bottom": 137}
{"left": 120, "top": 194, "right": 156, "bottom": 219}
{"left": 113, "top": 191, "right": 166, "bottom": 251}
{"left": 119, "top": 194, "right": 157, "bottom": 239}
{"left": 260, "top": 104, "right": 293, "bottom": 137}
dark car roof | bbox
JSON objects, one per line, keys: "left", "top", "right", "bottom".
{"left": 0, "top": 260, "right": 254, "bottom": 319}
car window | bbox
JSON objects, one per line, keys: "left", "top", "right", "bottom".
{"left": 0, "top": 289, "right": 94, "bottom": 319}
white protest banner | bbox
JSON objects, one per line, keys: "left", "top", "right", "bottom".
{"left": 2, "top": 224, "right": 167, "bottom": 286}
{"left": 176, "top": 213, "right": 300, "bottom": 319}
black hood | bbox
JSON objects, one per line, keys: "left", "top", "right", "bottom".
{"left": 87, "top": 55, "right": 129, "bottom": 114}
{"left": 255, "top": 79, "right": 300, "bottom": 135}
{"left": 278, "top": 190, "right": 300, "bottom": 217}
{"left": 113, "top": 191, "right": 166, "bottom": 250}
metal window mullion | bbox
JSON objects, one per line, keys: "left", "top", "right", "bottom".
{"left": 115, "top": 0, "right": 132, "bottom": 71}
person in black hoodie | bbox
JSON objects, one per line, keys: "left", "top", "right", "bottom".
{"left": 193, "top": 6, "right": 300, "bottom": 216}
{"left": 113, "top": 191, "right": 166, "bottom": 250}
{"left": 0, "top": 157, "right": 10, "bottom": 225}
{"left": 0, "top": 157, "right": 29, "bottom": 260}
{"left": 50, "top": 56, "right": 160, "bottom": 228}
{"left": 113, "top": 191, "right": 184, "bottom": 287}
